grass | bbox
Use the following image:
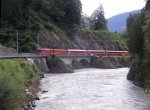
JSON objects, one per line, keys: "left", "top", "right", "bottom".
{"left": 0, "top": 59, "right": 39, "bottom": 110}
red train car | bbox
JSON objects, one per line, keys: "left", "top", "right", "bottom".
{"left": 87, "top": 50, "right": 106, "bottom": 56}
{"left": 67, "top": 49, "right": 87, "bottom": 56}
{"left": 37, "top": 48, "right": 68, "bottom": 55}
{"left": 37, "top": 48, "right": 52, "bottom": 54}
{"left": 52, "top": 49, "right": 68, "bottom": 55}
{"left": 106, "top": 51, "right": 129, "bottom": 56}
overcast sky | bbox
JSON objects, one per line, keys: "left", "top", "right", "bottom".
{"left": 80, "top": 0, "right": 146, "bottom": 19}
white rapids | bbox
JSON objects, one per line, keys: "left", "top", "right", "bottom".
{"left": 36, "top": 68, "right": 150, "bottom": 110}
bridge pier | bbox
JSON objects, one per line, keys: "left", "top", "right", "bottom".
{"left": 59, "top": 56, "right": 91, "bottom": 67}
{"left": 33, "top": 58, "right": 49, "bottom": 73}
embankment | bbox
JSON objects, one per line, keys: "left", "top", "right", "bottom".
{"left": 0, "top": 59, "right": 40, "bottom": 110}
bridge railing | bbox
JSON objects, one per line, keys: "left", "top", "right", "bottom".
{"left": 0, "top": 53, "right": 48, "bottom": 58}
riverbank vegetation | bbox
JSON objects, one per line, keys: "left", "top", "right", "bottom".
{"left": 0, "top": 59, "right": 39, "bottom": 110}
{"left": 127, "top": 0, "right": 150, "bottom": 88}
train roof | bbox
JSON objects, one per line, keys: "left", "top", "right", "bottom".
{"left": 67, "top": 49, "right": 87, "bottom": 51}
{"left": 37, "top": 48, "right": 129, "bottom": 52}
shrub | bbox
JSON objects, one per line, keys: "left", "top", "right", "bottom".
{"left": 0, "top": 73, "right": 22, "bottom": 110}
{"left": 0, "top": 59, "right": 39, "bottom": 110}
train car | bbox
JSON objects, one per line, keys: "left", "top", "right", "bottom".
{"left": 37, "top": 48, "right": 53, "bottom": 54}
{"left": 87, "top": 50, "right": 107, "bottom": 56}
{"left": 88, "top": 50, "right": 130, "bottom": 57}
{"left": 37, "top": 48, "right": 68, "bottom": 55}
{"left": 106, "top": 51, "right": 121, "bottom": 56}
{"left": 52, "top": 49, "right": 68, "bottom": 55}
{"left": 106, "top": 51, "right": 130, "bottom": 56}
{"left": 123, "top": 51, "right": 131, "bottom": 56}
{"left": 67, "top": 49, "right": 87, "bottom": 56}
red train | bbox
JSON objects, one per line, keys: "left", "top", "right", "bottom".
{"left": 37, "top": 48, "right": 130, "bottom": 57}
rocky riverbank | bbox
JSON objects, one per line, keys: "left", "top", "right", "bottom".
{"left": 90, "top": 56, "right": 130, "bottom": 69}
{"left": 22, "top": 76, "right": 41, "bottom": 110}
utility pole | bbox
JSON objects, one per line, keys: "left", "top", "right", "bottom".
{"left": 105, "top": 39, "right": 108, "bottom": 56}
{"left": 16, "top": 30, "right": 19, "bottom": 53}
{"left": 37, "top": 33, "right": 40, "bottom": 48}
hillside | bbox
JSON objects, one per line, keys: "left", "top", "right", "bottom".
{"left": 0, "top": 0, "right": 127, "bottom": 52}
{"left": 39, "top": 28, "right": 127, "bottom": 50}
{"left": 107, "top": 9, "right": 141, "bottom": 32}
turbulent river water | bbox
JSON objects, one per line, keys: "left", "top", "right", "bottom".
{"left": 35, "top": 68, "right": 150, "bottom": 110}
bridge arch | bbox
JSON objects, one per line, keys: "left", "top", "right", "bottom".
{"left": 79, "top": 59, "right": 90, "bottom": 68}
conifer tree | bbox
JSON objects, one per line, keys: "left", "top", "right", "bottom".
{"left": 90, "top": 4, "right": 107, "bottom": 30}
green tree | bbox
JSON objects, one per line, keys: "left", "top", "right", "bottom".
{"left": 142, "top": 3, "right": 150, "bottom": 81}
{"left": 62, "top": 0, "right": 82, "bottom": 25}
{"left": 1, "top": 0, "right": 24, "bottom": 29}
{"left": 145, "top": 0, "right": 150, "bottom": 10}
{"left": 90, "top": 4, "right": 107, "bottom": 30}
{"left": 81, "top": 14, "right": 91, "bottom": 29}
{"left": 126, "top": 12, "right": 145, "bottom": 54}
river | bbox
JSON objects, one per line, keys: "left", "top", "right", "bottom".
{"left": 35, "top": 68, "right": 150, "bottom": 110}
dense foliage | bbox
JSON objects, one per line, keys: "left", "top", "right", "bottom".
{"left": 127, "top": 0, "right": 150, "bottom": 87}
{"left": 1, "top": 0, "right": 82, "bottom": 52}
{"left": 126, "top": 12, "right": 145, "bottom": 54}
{"left": 0, "top": 59, "right": 39, "bottom": 110}
{"left": 0, "top": 29, "right": 37, "bottom": 52}
{"left": 1, "top": 0, "right": 82, "bottom": 29}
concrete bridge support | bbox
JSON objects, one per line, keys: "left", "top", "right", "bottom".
{"left": 59, "top": 56, "right": 91, "bottom": 66}
{"left": 33, "top": 58, "right": 49, "bottom": 73}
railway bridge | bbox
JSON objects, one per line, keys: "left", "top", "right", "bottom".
{"left": 0, "top": 49, "right": 130, "bottom": 67}
{"left": 0, "top": 53, "right": 91, "bottom": 65}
